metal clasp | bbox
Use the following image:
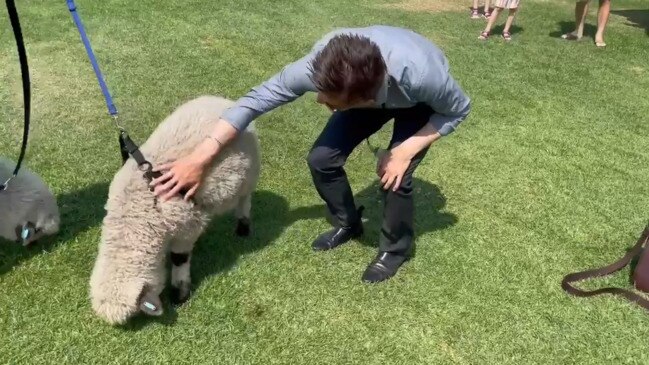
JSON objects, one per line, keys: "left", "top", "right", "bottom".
{"left": 111, "top": 114, "right": 125, "bottom": 133}
{"left": 1, "top": 176, "right": 14, "bottom": 191}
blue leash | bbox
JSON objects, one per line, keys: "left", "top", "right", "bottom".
{"left": 66, "top": 0, "right": 118, "bottom": 119}
{"left": 65, "top": 0, "right": 189, "bottom": 197}
{"left": 66, "top": 0, "right": 153, "bottom": 172}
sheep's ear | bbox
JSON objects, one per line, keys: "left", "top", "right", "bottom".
{"left": 138, "top": 285, "right": 163, "bottom": 316}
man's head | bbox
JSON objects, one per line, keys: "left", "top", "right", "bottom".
{"left": 309, "top": 34, "right": 387, "bottom": 112}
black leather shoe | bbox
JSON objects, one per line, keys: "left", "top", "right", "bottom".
{"left": 312, "top": 207, "right": 364, "bottom": 251}
{"left": 361, "top": 251, "right": 410, "bottom": 283}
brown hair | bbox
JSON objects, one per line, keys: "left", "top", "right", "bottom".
{"left": 309, "top": 34, "right": 386, "bottom": 103}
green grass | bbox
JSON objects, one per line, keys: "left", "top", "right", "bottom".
{"left": 1, "top": 0, "right": 649, "bottom": 363}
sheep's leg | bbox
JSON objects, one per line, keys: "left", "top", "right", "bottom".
{"left": 169, "top": 237, "right": 196, "bottom": 305}
{"left": 235, "top": 193, "right": 252, "bottom": 237}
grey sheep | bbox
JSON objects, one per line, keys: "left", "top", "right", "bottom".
{"left": 90, "top": 95, "right": 261, "bottom": 325}
{"left": 0, "top": 157, "right": 60, "bottom": 245}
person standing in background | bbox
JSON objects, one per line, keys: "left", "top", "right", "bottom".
{"left": 561, "top": 0, "right": 611, "bottom": 47}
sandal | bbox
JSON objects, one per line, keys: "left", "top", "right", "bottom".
{"left": 595, "top": 40, "right": 607, "bottom": 48}
{"left": 470, "top": 8, "right": 480, "bottom": 19}
{"left": 478, "top": 31, "right": 489, "bottom": 40}
{"left": 483, "top": 11, "right": 491, "bottom": 19}
{"left": 502, "top": 32, "right": 512, "bottom": 41}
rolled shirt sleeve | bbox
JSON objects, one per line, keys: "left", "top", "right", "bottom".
{"left": 412, "top": 59, "right": 471, "bottom": 136}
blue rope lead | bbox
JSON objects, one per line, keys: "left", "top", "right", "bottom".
{"left": 66, "top": 0, "right": 118, "bottom": 117}
{"left": 64, "top": 0, "right": 191, "bottom": 200}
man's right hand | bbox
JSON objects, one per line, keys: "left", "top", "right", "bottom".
{"left": 150, "top": 152, "right": 207, "bottom": 202}
{"left": 149, "top": 118, "right": 239, "bottom": 202}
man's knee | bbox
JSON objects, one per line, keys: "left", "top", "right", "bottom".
{"left": 307, "top": 146, "right": 340, "bottom": 173}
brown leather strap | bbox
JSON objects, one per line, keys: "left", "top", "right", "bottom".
{"left": 561, "top": 224, "right": 649, "bottom": 310}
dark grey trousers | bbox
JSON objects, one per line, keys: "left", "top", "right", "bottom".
{"left": 306, "top": 103, "right": 433, "bottom": 254}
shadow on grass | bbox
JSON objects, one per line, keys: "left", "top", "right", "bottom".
{"left": 491, "top": 24, "right": 524, "bottom": 36}
{"left": 549, "top": 21, "right": 597, "bottom": 40}
{"left": 189, "top": 189, "right": 321, "bottom": 292}
{"left": 611, "top": 9, "right": 649, "bottom": 36}
{"left": 0, "top": 182, "right": 109, "bottom": 276}
{"left": 129, "top": 177, "right": 456, "bottom": 330}
{"left": 1, "top": 178, "right": 455, "bottom": 330}
{"left": 123, "top": 189, "right": 320, "bottom": 330}
{"left": 299, "top": 177, "right": 457, "bottom": 256}
{"left": 350, "top": 178, "right": 457, "bottom": 255}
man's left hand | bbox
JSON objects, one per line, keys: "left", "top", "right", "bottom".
{"left": 376, "top": 123, "right": 442, "bottom": 192}
{"left": 377, "top": 148, "right": 412, "bottom": 192}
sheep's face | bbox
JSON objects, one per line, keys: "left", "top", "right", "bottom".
{"left": 14, "top": 212, "right": 60, "bottom": 246}
{"left": 91, "top": 281, "right": 164, "bottom": 325}
{"left": 137, "top": 284, "right": 164, "bottom": 317}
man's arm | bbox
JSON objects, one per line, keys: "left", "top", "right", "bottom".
{"left": 414, "top": 64, "right": 472, "bottom": 138}
{"left": 150, "top": 49, "right": 319, "bottom": 200}
{"left": 389, "top": 61, "right": 470, "bottom": 160}
{"left": 220, "top": 51, "right": 318, "bottom": 131}
{"left": 191, "top": 51, "right": 320, "bottom": 166}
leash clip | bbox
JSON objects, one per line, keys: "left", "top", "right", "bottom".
{"left": 111, "top": 114, "right": 125, "bottom": 133}
{"left": 1, "top": 176, "right": 14, "bottom": 191}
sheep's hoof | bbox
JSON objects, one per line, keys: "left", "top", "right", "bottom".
{"left": 235, "top": 218, "right": 251, "bottom": 237}
{"left": 170, "top": 286, "right": 191, "bottom": 306}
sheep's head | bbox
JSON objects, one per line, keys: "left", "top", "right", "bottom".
{"left": 13, "top": 194, "right": 60, "bottom": 246}
{"left": 90, "top": 204, "right": 166, "bottom": 325}
{"left": 91, "top": 278, "right": 164, "bottom": 325}
{"left": 137, "top": 284, "right": 164, "bottom": 317}
{"left": 15, "top": 211, "right": 60, "bottom": 246}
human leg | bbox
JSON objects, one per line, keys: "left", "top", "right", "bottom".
{"left": 562, "top": 0, "right": 590, "bottom": 40}
{"left": 308, "top": 108, "right": 393, "bottom": 251}
{"left": 362, "top": 104, "right": 433, "bottom": 283}
{"left": 595, "top": 0, "right": 611, "bottom": 47}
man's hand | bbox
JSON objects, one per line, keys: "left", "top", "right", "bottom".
{"left": 150, "top": 118, "right": 239, "bottom": 202}
{"left": 150, "top": 152, "right": 207, "bottom": 202}
{"left": 377, "top": 149, "right": 413, "bottom": 192}
{"left": 376, "top": 123, "right": 442, "bottom": 192}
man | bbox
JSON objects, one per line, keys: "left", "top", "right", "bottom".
{"left": 561, "top": 0, "right": 611, "bottom": 47}
{"left": 150, "top": 25, "right": 471, "bottom": 283}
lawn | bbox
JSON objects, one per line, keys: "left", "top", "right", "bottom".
{"left": 1, "top": 0, "right": 648, "bottom": 363}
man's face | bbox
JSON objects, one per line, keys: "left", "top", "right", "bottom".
{"left": 316, "top": 92, "right": 375, "bottom": 112}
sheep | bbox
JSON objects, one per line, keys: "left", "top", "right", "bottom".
{"left": 0, "top": 157, "right": 60, "bottom": 245}
{"left": 89, "top": 95, "right": 261, "bottom": 325}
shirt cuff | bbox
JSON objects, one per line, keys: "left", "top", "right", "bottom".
{"left": 428, "top": 113, "right": 461, "bottom": 136}
{"left": 220, "top": 106, "right": 258, "bottom": 131}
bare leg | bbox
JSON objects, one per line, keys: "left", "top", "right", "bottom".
{"left": 480, "top": 7, "right": 501, "bottom": 38}
{"left": 563, "top": 0, "right": 589, "bottom": 39}
{"left": 484, "top": 0, "right": 491, "bottom": 16}
{"left": 595, "top": 0, "right": 610, "bottom": 46}
{"left": 503, "top": 7, "right": 518, "bottom": 38}
{"left": 471, "top": 0, "right": 480, "bottom": 18}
